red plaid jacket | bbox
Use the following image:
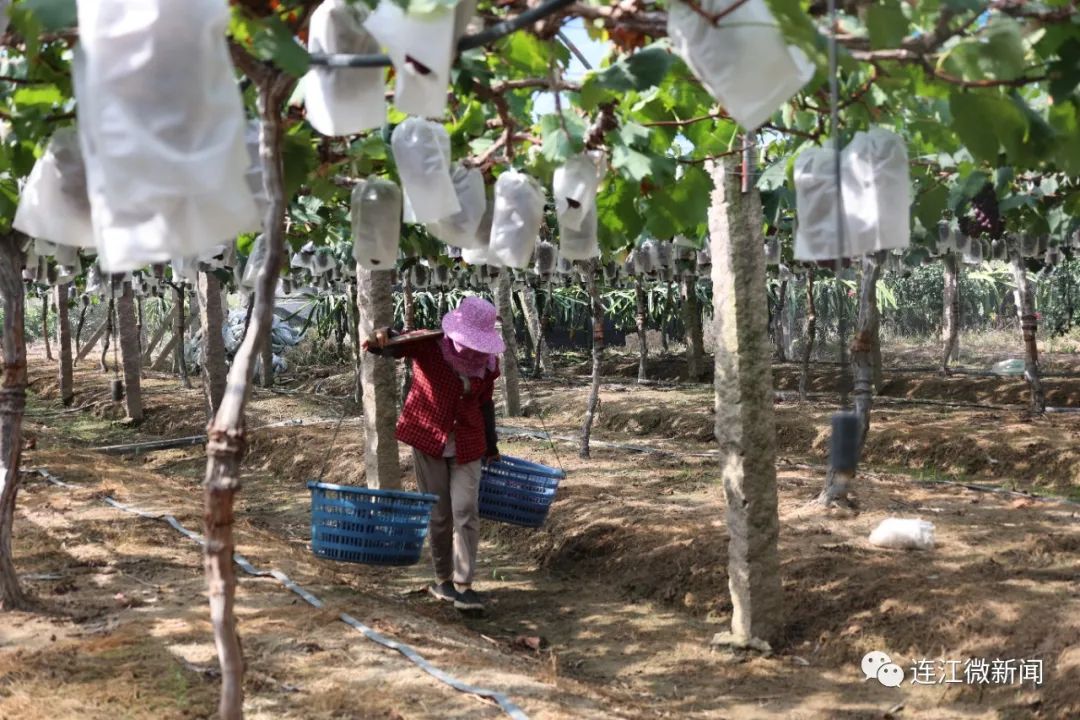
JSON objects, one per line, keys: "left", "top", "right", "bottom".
{"left": 379, "top": 334, "right": 499, "bottom": 464}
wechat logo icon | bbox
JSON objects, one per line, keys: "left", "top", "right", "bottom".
{"left": 862, "top": 650, "right": 904, "bottom": 687}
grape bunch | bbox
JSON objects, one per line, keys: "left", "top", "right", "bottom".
{"left": 958, "top": 183, "right": 1005, "bottom": 240}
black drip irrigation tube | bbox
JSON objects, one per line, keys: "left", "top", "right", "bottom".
{"left": 28, "top": 468, "right": 531, "bottom": 720}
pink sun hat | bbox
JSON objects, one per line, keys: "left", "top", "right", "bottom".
{"left": 441, "top": 296, "right": 506, "bottom": 355}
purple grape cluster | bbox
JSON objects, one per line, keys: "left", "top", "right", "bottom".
{"left": 958, "top": 183, "right": 1005, "bottom": 240}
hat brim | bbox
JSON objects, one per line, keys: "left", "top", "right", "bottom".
{"left": 441, "top": 313, "right": 506, "bottom": 355}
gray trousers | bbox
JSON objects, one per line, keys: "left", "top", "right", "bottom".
{"left": 412, "top": 449, "right": 482, "bottom": 585}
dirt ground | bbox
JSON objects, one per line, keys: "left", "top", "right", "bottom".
{"left": 2, "top": 341, "right": 1078, "bottom": 719}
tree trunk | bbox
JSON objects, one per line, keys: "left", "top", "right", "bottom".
{"left": 259, "top": 331, "right": 274, "bottom": 388}
{"left": 538, "top": 281, "right": 554, "bottom": 379}
{"left": 136, "top": 294, "right": 144, "bottom": 358}
{"left": 100, "top": 297, "right": 114, "bottom": 374}
{"left": 837, "top": 268, "right": 850, "bottom": 405}
{"left": 495, "top": 273, "right": 521, "bottom": 417}
{"left": 0, "top": 234, "right": 28, "bottom": 610}
{"left": 579, "top": 261, "right": 603, "bottom": 459}
{"left": 116, "top": 281, "right": 143, "bottom": 422}
{"left": 682, "top": 274, "right": 704, "bottom": 381}
{"left": 77, "top": 316, "right": 108, "bottom": 365}
{"left": 399, "top": 275, "right": 415, "bottom": 403}
{"left": 853, "top": 253, "right": 883, "bottom": 449}
{"left": 771, "top": 279, "right": 787, "bottom": 362}
{"left": 799, "top": 269, "right": 816, "bottom": 402}
{"left": 42, "top": 293, "right": 52, "bottom": 361}
{"left": 174, "top": 284, "right": 191, "bottom": 389}
{"left": 781, "top": 282, "right": 797, "bottom": 360}
{"left": 151, "top": 313, "right": 196, "bottom": 372}
{"left": 708, "top": 156, "right": 782, "bottom": 646}
{"left": 941, "top": 251, "right": 960, "bottom": 374}
{"left": 55, "top": 284, "right": 74, "bottom": 406}
{"left": 346, "top": 281, "right": 363, "bottom": 410}
{"left": 635, "top": 276, "right": 648, "bottom": 383}
{"left": 74, "top": 300, "right": 88, "bottom": 356}
{"left": 519, "top": 285, "right": 548, "bottom": 376}
{"left": 660, "top": 281, "right": 671, "bottom": 352}
{"left": 202, "top": 73, "right": 294, "bottom": 720}
{"left": 356, "top": 267, "right": 400, "bottom": 489}
{"left": 1009, "top": 249, "right": 1046, "bottom": 414}
{"left": 142, "top": 303, "right": 176, "bottom": 364}
{"left": 198, "top": 271, "right": 228, "bottom": 419}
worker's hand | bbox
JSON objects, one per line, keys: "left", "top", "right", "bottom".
{"left": 362, "top": 327, "right": 390, "bottom": 351}
{"left": 484, "top": 451, "right": 501, "bottom": 465}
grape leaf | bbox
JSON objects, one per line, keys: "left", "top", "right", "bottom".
{"left": 866, "top": 1, "right": 908, "bottom": 50}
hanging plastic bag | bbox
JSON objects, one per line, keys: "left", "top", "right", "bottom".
{"left": 75, "top": 0, "right": 258, "bottom": 273}
{"left": 667, "top": 0, "right": 814, "bottom": 130}
{"left": 305, "top": 0, "right": 385, "bottom": 136}
{"left": 239, "top": 234, "right": 267, "bottom": 292}
{"left": 464, "top": 194, "right": 501, "bottom": 267}
{"left": 489, "top": 170, "right": 544, "bottom": 269}
{"left": 635, "top": 239, "right": 660, "bottom": 275}
{"left": 696, "top": 243, "right": 711, "bottom": 272}
{"left": 311, "top": 247, "right": 336, "bottom": 276}
{"left": 554, "top": 152, "right": 602, "bottom": 234}
{"left": 534, "top": 240, "right": 557, "bottom": 278}
{"left": 243, "top": 120, "right": 269, "bottom": 232}
{"left": 351, "top": 177, "right": 402, "bottom": 270}
{"left": 14, "top": 127, "right": 95, "bottom": 248}
{"left": 793, "top": 145, "right": 842, "bottom": 261}
{"left": 764, "top": 236, "right": 780, "bottom": 265}
{"left": 55, "top": 253, "right": 82, "bottom": 285}
{"left": 841, "top": 128, "right": 911, "bottom": 254}
{"left": 391, "top": 118, "right": 459, "bottom": 223}
{"left": 559, "top": 202, "right": 598, "bottom": 262}
{"left": 364, "top": 1, "right": 455, "bottom": 118}
{"left": 426, "top": 163, "right": 487, "bottom": 249}
{"left": 962, "top": 236, "right": 983, "bottom": 265}
{"left": 655, "top": 241, "right": 672, "bottom": 269}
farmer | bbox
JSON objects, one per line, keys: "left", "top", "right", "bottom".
{"left": 364, "top": 296, "right": 503, "bottom": 612}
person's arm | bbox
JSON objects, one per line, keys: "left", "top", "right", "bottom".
{"left": 363, "top": 327, "right": 437, "bottom": 359}
{"left": 481, "top": 398, "right": 499, "bottom": 462}
{"left": 480, "top": 360, "right": 500, "bottom": 461}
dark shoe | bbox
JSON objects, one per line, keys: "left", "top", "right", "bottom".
{"left": 454, "top": 588, "right": 487, "bottom": 612}
{"left": 428, "top": 581, "right": 458, "bottom": 603}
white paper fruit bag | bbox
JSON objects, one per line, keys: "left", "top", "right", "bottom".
{"left": 667, "top": 0, "right": 814, "bottom": 130}
{"left": 841, "top": 128, "right": 911, "bottom": 253}
{"left": 242, "top": 120, "right": 269, "bottom": 233}
{"left": 427, "top": 163, "right": 487, "bottom": 249}
{"left": 391, "top": 118, "right": 459, "bottom": 223}
{"left": 489, "top": 170, "right": 544, "bottom": 269}
{"left": 793, "top": 146, "right": 841, "bottom": 261}
{"left": 14, "top": 127, "right": 95, "bottom": 248}
{"left": 305, "top": 0, "right": 385, "bottom": 136}
{"left": 74, "top": 0, "right": 258, "bottom": 273}
{"left": 559, "top": 203, "right": 598, "bottom": 261}
{"left": 365, "top": 1, "right": 455, "bottom": 118}
{"left": 553, "top": 153, "right": 602, "bottom": 233}
{"left": 239, "top": 234, "right": 266, "bottom": 292}
{"left": 351, "top": 177, "right": 402, "bottom": 270}
{"left": 462, "top": 193, "right": 499, "bottom": 266}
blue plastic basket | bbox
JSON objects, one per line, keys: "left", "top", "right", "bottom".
{"left": 307, "top": 481, "right": 438, "bottom": 566}
{"left": 479, "top": 456, "right": 565, "bottom": 528}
